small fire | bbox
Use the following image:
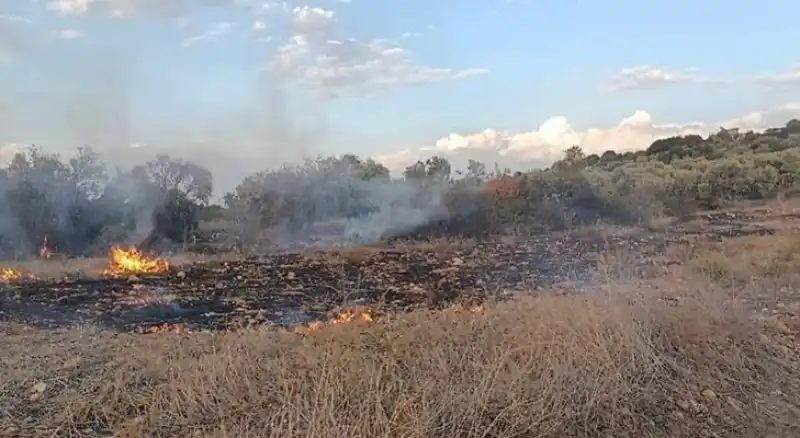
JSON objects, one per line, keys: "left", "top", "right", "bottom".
{"left": 39, "top": 235, "right": 52, "bottom": 260}
{"left": 332, "top": 309, "right": 374, "bottom": 324}
{"left": 298, "top": 308, "right": 375, "bottom": 333}
{"left": 103, "top": 246, "right": 169, "bottom": 276}
{"left": 0, "top": 268, "right": 22, "bottom": 282}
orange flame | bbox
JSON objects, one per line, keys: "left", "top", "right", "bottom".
{"left": 298, "top": 308, "right": 375, "bottom": 333}
{"left": 103, "top": 246, "right": 169, "bottom": 276}
{"left": 0, "top": 268, "right": 22, "bottom": 282}
{"left": 39, "top": 235, "right": 52, "bottom": 260}
{"left": 332, "top": 309, "right": 374, "bottom": 324}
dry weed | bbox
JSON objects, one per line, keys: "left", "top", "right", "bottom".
{"left": 1, "top": 232, "right": 799, "bottom": 437}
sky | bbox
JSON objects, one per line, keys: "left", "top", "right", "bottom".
{"left": 2, "top": 0, "right": 800, "bottom": 193}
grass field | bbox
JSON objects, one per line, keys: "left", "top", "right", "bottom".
{"left": 1, "top": 224, "right": 800, "bottom": 437}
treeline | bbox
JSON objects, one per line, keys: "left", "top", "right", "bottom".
{"left": 2, "top": 118, "right": 800, "bottom": 257}
{"left": 0, "top": 147, "right": 211, "bottom": 258}
{"left": 223, "top": 119, "right": 800, "bottom": 238}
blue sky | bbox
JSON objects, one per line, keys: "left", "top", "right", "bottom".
{"left": 2, "top": 0, "right": 800, "bottom": 190}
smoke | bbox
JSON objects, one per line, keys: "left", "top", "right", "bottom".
{"left": 267, "top": 177, "right": 451, "bottom": 247}
{"left": 222, "top": 155, "right": 461, "bottom": 250}
{"left": 0, "top": 5, "right": 471, "bottom": 257}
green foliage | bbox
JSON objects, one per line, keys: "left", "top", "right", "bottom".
{"left": 6, "top": 118, "right": 800, "bottom": 254}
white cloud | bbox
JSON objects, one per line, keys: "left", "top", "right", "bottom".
{"left": 46, "top": 0, "right": 251, "bottom": 18}
{"left": 180, "top": 21, "right": 233, "bottom": 47}
{"left": 374, "top": 102, "right": 800, "bottom": 174}
{"left": 267, "top": 6, "right": 487, "bottom": 98}
{"left": 252, "top": 20, "right": 266, "bottom": 32}
{"left": 54, "top": 28, "right": 83, "bottom": 39}
{"left": 606, "top": 66, "right": 725, "bottom": 92}
{"left": 755, "top": 65, "right": 800, "bottom": 88}
{"left": 400, "top": 31, "right": 423, "bottom": 38}
{"left": 46, "top": 0, "right": 96, "bottom": 15}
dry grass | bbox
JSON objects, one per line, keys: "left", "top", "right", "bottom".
{"left": 11, "top": 257, "right": 108, "bottom": 280}
{"left": 1, "top": 233, "right": 800, "bottom": 437}
{"left": 685, "top": 230, "right": 800, "bottom": 285}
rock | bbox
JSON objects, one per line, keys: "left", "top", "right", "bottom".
{"left": 62, "top": 357, "right": 80, "bottom": 371}
{"left": 29, "top": 382, "right": 47, "bottom": 401}
{"left": 2, "top": 425, "right": 20, "bottom": 437}
{"left": 689, "top": 400, "right": 706, "bottom": 413}
{"left": 701, "top": 388, "right": 717, "bottom": 401}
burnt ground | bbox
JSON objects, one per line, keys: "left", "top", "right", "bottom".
{"left": 0, "top": 211, "right": 781, "bottom": 334}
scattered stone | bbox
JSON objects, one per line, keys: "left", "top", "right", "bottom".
{"left": 28, "top": 382, "right": 47, "bottom": 401}
{"left": 1, "top": 425, "right": 20, "bottom": 437}
{"left": 701, "top": 388, "right": 717, "bottom": 401}
{"left": 62, "top": 357, "right": 80, "bottom": 371}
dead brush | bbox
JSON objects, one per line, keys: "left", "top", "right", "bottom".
{"left": 333, "top": 246, "right": 381, "bottom": 265}
{"left": 1, "top": 281, "right": 794, "bottom": 438}
{"left": 686, "top": 230, "right": 800, "bottom": 285}
{"left": 595, "top": 243, "right": 641, "bottom": 281}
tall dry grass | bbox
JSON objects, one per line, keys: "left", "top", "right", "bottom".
{"left": 1, "top": 232, "right": 799, "bottom": 437}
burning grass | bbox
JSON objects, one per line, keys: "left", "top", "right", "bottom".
{"left": 102, "top": 245, "right": 170, "bottom": 276}
{"left": 1, "top": 231, "right": 799, "bottom": 437}
{"left": 0, "top": 245, "right": 172, "bottom": 283}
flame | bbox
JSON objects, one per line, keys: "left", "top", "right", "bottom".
{"left": 332, "top": 309, "right": 374, "bottom": 324}
{"left": 297, "top": 308, "right": 375, "bottom": 333}
{"left": 103, "top": 246, "right": 169, "bottom": 276}
{"left": 39, "top": 235, "right": 52, "bottom": 260}
{"left": 0, "top": 268, "right": 22, "bottom": 282}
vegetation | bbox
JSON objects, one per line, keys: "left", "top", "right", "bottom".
{"left": 2, "top": 122, "right": 800, "bottom": 437}
{"left": 4, "top": 119, "right": 800, "bottom": 256}
{"left": 2, "top": 230, "right": 799, "bottom": 437}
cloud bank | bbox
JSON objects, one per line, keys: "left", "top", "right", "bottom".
{"left": 375, "top": 103, "right": 800, "bottom": 175}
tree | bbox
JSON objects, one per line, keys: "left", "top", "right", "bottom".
{"left": 552, "top": 146, "right": 586, "bottom": 172}
{"left": 403, "top": 156, "right": 452, "bottom": 182}
{"left": 600, "top": 150, "right": 619, "bottom": 163}
{"left": 152, "top": 189, "right": 200, "bottom": 243}
{"left": 132, "top": 154, "right": 213, "bottom": 205}
{"left": 786, "top": 119, "right": 800, "bottom": 135}
{"left": 465, "top": 159, "right": 487, "bottom": 182}
{"left": 403, "top": 161, "right": 427, "bottom": 180}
